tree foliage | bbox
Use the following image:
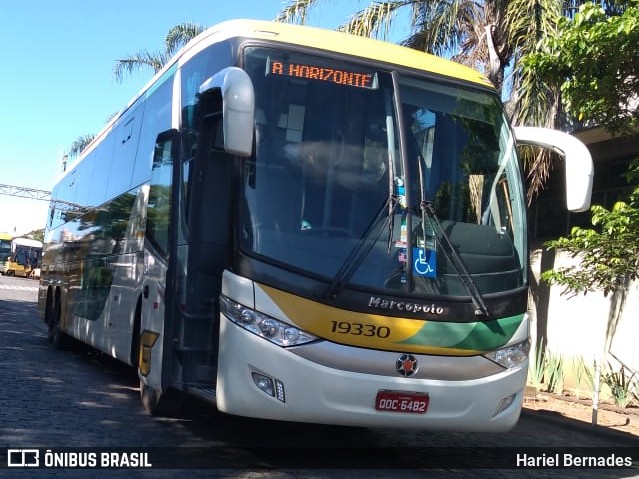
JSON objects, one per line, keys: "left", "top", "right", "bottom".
{"left": 528, "top": 2, "right": 639, "bottom": 296}
{"left": 67, "top": 24, "right": 205, "bottom": 163}
{"left": 277, "top": 0, "right": 540, "bottom": 94}
{"left": 68, "top": 133, "right": 96, "bottom": 159}
{"left": 25, "top": 229, "right": 44, "bottom": 242}
{"left": 113, "top": 22, "right": 205, "bottom": 83}
{"left": 523, "top": 2, "right": 639, "bottom": 134}
{"left": 275, "top": 0, "right": 582, "bottom": 199}
{"left": 541, "top": 160, "right": 639, "bottom": 295}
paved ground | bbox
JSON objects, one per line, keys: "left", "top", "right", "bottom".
{"left": 0, "top": 275, "right": 637, "bottom": 478}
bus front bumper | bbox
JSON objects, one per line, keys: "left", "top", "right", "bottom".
{"left": 215, "top": 315, "right": 527, "bottom": 432}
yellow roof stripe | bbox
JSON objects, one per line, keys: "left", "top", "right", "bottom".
{"left": 203, "top": 19, "right": 493, "bottom": 88}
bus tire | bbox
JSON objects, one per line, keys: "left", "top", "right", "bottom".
{"left": 48, "top": 296, "right": 68, "bottom": 350}
{"left": 45, "top": 293, "right": 54, "bottom": 343}
{"left": 140, "top": 380, "right": 183, "bottom": 417}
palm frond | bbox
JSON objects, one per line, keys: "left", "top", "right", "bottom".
{"left": 68, "top": 134, "right": 96, "bottom": 159}
{"left": 405, "top": 0, "right": 480, "bottom": 60}
{"left": 113, "top": 50, "right": 169, "bottom": 83}
{"left": 501, "top": 0, "right": 566, "bottom": 200}
{"left": 509, "top": 48, "right": 562, "bottom": 201}
{"left": 506, "top": 0, "right": 563, "bottom": 51}
{"left": 165, "top": 22, "right": 205, "bottom": 56}
{"left": 275, "top": 0, "right": 318, "bottom": 24}
{"left": 337, "top": 1, "right": 408, "bottom": 40}
{"left": 506, "top": 11, "right": 562, "bottom": 114}
{"left": 453, "top": 2, "right": 488, "bottom": 63}
{"left": 113, "top": 22, "right": 205, "bottom": 84}
{"left": 522, "top": 146, "right": 559, "bottom": 204}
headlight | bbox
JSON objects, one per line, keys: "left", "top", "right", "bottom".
{"left": 483, "top": 339, "right": 530, "bottom": 369}
{"left": 219, "top": 295, "right": 318, "bottom": 347}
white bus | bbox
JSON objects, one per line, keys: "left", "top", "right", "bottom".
{"left": 39, "top": 19, "right": 593, "bottom": 431}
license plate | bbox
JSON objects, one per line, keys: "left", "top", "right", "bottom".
{"left": 375, "top": 390, "right": 429, "bottom": 414}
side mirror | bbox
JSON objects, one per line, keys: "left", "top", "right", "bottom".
{"left": 199, "top": 67, "right": 255, "bottom": 157}
{"left": 514, "top": 126, "right": 594, "bottom": 212}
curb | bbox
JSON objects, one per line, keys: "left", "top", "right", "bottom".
{"left": 521, "top": 408, "right": 639, "bottom": 446}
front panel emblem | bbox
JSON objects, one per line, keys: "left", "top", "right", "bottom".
{"left": 395, "top": 354, "right": 418, "bottom": 377}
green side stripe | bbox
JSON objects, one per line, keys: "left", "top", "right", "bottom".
{"left": 398, "top": 314, "right": 524, "bottom": 351}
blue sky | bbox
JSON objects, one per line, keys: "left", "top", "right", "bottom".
{"left": 0, "top": 1, "right": 408, "bottom": 235}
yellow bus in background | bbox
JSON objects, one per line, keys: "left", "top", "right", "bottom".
{"left": 5, "top": 237, "right": 42, "bottom": 279}
{"left": 0, "top": 232, "right": 12, "bottom": 275}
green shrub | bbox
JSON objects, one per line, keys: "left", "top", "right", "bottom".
{"left": 602, "top": 363, "right": 636, "bottom": 408}
{"left": 527, "top": 340, "right": 545, "bottom": 391}
{"left": 545, "top": 352, "right": 564, "bottom": 394}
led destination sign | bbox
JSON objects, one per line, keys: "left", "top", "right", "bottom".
{"left": 267, "top": 58, "right": 378, "bottom": 89}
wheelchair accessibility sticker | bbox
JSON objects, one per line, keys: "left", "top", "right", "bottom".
{"left": 413, "top": 247, "right": 436, "bottom": 277}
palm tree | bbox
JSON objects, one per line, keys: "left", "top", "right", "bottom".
{"left": 278, "top": 1, "right": 524, "bottom": 93}
{"left": 113, "top": 22, "right": 205, "bottom": 82}
{"left": 67, "top": 112, "right": 119, "bottom": 161}
{"left": 67, "top": 23, "right": 206, "bottom": 165}
{"left": 68, "top": 133, "right": 96, "bottom": 159}
{"left": 275, "top": 0, "right": 571, "bottom": 198}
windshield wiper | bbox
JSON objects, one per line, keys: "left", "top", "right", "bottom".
{"left": 420, "top": 201, "right": 490, "bottom": 317}
{"left": 324, "top": 195, "right": 400, "bottom": 299}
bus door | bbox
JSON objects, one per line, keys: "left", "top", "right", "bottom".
{"left": 178, "top": 108, "right": 234, "bottom": 392}
{"left": 139, "top": 66, "right": 255, "bottom": 411}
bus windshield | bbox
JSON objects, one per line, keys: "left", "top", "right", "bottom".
{"left": 0, "top": 238, "right": 10, "bottom": 261}
{"left": 240, "top": 47, "right": 527, "bottom": 297}
{"left": 0, "top": 238, "right": 11, "bottom": 254}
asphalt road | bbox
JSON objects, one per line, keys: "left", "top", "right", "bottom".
{"left": 0, "top": 273, "right": 637, "bottom": 478}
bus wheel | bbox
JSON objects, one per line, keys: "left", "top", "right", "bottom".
{"left": 140, "top": 380, "right": 183, "bottom": 417}
{"left": 45, "top": 294, "right": 54, "bottom": 343}
{"left": 48, "top": 298, "right": 68, "bottom": 350}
